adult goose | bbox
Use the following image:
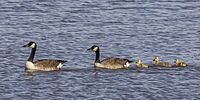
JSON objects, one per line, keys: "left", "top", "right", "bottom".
{"left": 23, "top": 41, "right": 66, "bottom": 71}
{"left": 87, "top": 45, "right": 132, "bottom": 69}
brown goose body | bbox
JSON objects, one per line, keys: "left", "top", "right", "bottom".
{"left": 95, "top": 57, "right": 132, "bottom": 69}
{"left": 27, "top": 59, "right": 66, "bottom": 71}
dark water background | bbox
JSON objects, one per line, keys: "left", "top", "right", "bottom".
{"left": 0, "top": 0, "right": 200, "bottom": 99}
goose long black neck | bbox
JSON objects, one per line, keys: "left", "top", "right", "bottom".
{"left": 95, "top": 49, "right": 100, "bottom": 63}
{"left": 27, "top": 45, "right": 37, "bottom": 62}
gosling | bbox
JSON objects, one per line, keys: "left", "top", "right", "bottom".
{"left": 153, "top": 56, "right": 172, "bottom": 67}
{"left": 174, "top": 59, "right": 187, "bottom": 67}
{"left": 135, "top": 59, "right": 148, "bottom": 68}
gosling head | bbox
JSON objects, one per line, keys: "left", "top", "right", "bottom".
{"left": 174, "top": 59, "right": 181, "bottom": 64}
{"left": 153, "top": 56, "right": 159, "bottom": 62}
{"left": 135, "top": 59, "right": 142, "bottom": 65}
{"left": 87, "top": 45, "right": 99, "bottom": 52}
{"left": 153, "top": 56, "right": 159, "bottom": 64}
{"left": 23, "top": 41, "right": 37, "bottom": 48}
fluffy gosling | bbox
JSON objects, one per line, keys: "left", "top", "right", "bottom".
{"left": 153, "top": 56, "right": 172, "bottom": 67}
{"left": 174, "top": 59, "right": 187, "bottom": 67}
{"left": 135, "top": 59, "right": 148, "bottom": 68}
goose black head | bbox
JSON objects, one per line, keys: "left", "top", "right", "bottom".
{"left": 23, "top": 41, "right": 37, "bottom": 48}
{"left": 87, "top": 45, "right": 99, "bottom": 52}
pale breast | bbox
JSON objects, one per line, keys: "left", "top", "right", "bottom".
{"left": 26, "top": 61, "right": 36, "bottom": 70}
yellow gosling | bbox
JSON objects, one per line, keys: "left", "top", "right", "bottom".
{"left": 135, "top": 59, "right": 148, "bottom": 68}
{"left": 174, "top": 59, "right": 187, "bottom": 67}
{"left": 153, "top": 56, "right": 172, "bottom": 67}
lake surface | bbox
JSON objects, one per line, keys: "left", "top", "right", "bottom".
{"left": 0, "top": 0, "right": 200, "bottom": 99}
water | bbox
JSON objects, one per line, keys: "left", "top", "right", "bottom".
{"left": 0, "top": 0, "right": 200, "bottom": 99}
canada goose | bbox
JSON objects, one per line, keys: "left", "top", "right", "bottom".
{"left": 87, "top": 45, "right": 132, "bottom": 69}
{"left": 174, "top": 59, "right": 187, "bottom": 67}
{"left": 23, "top": 41, "right": 66, "bottom": 71}
{"left": 135, "top": 59, "right": 148, "bottom": 68}
{"left": 153, "top": 56, "right": 172, "bottom": 67}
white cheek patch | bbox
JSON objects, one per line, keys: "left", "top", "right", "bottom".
{"left": 57, "top": 63, "right": 63, "bottom": 69}
{"left": 124, "top": 62, "right": 130, "bottom": 68}
{"left": 93, "top": 47, "right": 98, "bottom": 51}
{"left": 30, "top": 43, "right": 36, "bottom": 48}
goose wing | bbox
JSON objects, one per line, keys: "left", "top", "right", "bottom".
{"left": 100, "top": 57, "right": 132, "bottom": 69}
{"left": 33, "top": 59, "right": 66, "bottom": 71}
